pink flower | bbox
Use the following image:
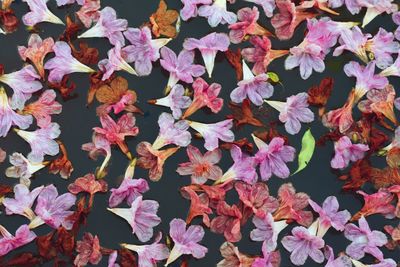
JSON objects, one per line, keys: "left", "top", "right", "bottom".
{"left": 308, "top": 196, "right": 351, "bottom": 237}
{"left": 380, "top": 52, "right": 400, "bottom": 77}
{"left": 241, "top": 36, "right": 289, "bottom": 75}
{"left": 121, "top": 233, "right": 169, "bottom": 267}
{"left": 18, "top": 34, "right": 54, "bottom": 78}
{"left": 198, "top": 0, "right": 237, "bottom": 27}
{"left": 217, "top": 242, "right": 256, "bottom": 267}
{"left": 327, "top": 0, "right": 362, "bottom": 14}
{"left": 265, "top": 93, "right": 314, "bottom": 135}
{"left": 333, "top": 26, "right": 370, "bottom": 63}
{"left": 152, "top": 112, "right": 191, "bottom": 149}
{"left": 244, "top": 0, "right": 276, "bottom": 17}
{"left": 160, "top": 47, "right": 205, "bottom": 88}
{"left": 107, "top": 251, "right": 119, "bottom": 267}
{"left": 78, "top": 6, "right": 128, "bottom": 46}
{"left": 150, "top": 84, "right": 192, "bottom": 119}
{"left": 366, "top": 28, "right": 400, "bottom": 69}
{"left": 99, "top": 44, "right": 137, "bottom": 81}
{"left": 210, "top": 201, "right": 243, "bottom": 242}
{"left": 330, "top": 136, "right": 369, "bottom": 169}
{"left": 183, "top": 32, "right": 230, "bottom": 77}
{"left": 177, "top": 145, "right": 223, "bottom": 184}
{"left": 182, "top": 77, "right": 223, "bottom": 119}
{"left": 180, "top": 0, "right": 213, "bottom": 21}
{"left": 56, "top": 0, "right": 84, "bottom": 6}
{"left": 82, "top": 133, "right": 112, "bottom": 178}
{"left": 230, "top": 60, "right": 273, "bottom": 106}
{"left": 352, "top": 189, "right": 396, "bottom": 220}
{"left": 74, "top": 233, "right": 102, "bottom": 267}
{"left": 44, "top": 41, "right": 95, "bottom": 83}
{"left": 22, "top": 0, "right": 64, "bottom": 26}
{"left": 5, "top": 153, "right": 45, "bottom": 187}
{"left": 345, "top": 217, "right": 388, "bottom": 260}
{"left": 93, "top": 113, "right": 139, "bottom": 156}
{"left": 359, "top": 0, "right": 397, "bottom": 27}
{"left": 251, "top": 241, "right": 281, "bottom": 267}
{"left": 122, "top": 26, "right": 171, "bottom": 76}
{"left": 108, "top": 196, "right": 161, "bottom": 242}
{"left": 393, "top": 11, "right": 400, "bottom": 40}
{"left": 23, "top": 90, "right": 62, "bottom": 128}
{"left": 187, "top": 119, "right": 234, "bottom": 151}
{"left": 324, "top": 246, "right": 352, "bottom": 267}
{"left": 253, "top": 135, "right": 295, "bottom": 180}
{"left": 250, "top": 213, "right": 288, "bottom": 251}
{"left": 30, "top": 184, "right": 77, "bottom": 230}
{"left": 281, "top": 226, "right": 325, "bottom": 266}
{"left": 0, "top": 88, "right": 32, "bottom": 137}
{"left": 166, "top": 218, "right": 207, "bottom": 266}
{"left": 0, "top": 224, "right": 36, "bottom": 257}
{"left": 3, "top": 184, "right": 43, "bottom": 220}
{"left": 76, "top": 0, "right": 101, "bottom": 28}
{"left": 0, "top": 65, "right": 42, "bottom": 109}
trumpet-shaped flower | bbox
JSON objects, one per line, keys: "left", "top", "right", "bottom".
{"left": 56, "top": 0, "right": 84, "bottom": 6}
{"left": 76, "top": 0, "right": 101, "bottom": 28}
{"left": 0, "top": 224, "right": 36, "bottom": 257}
{"left": 188, "top": 119, "right": 234, "bottom": 151}
{"left": 365, "top": 28, "right": 400, "bottom": 69}
{"left": 153, "top": 112, "right": 191, "bottom": 149}
{"left": 244, "top": 0, "right": 276, "bottom": 17}
{"left": 250, "top": 213, "right": 288, "bottom": 251}
{"left": 5, "top": 152, "right": 45, "bottom": 187}
{"left": 359, "top": 0, "right": 397, "bottom": 28}
{"left": 3, "top": 184, "right": 43, "bottom": 219}
{"left": 180, "top": 0, "right": 212, "bottom": 21}
{"left": 109, "top": 177, "right": 149, "bottom": 208}
{"left": 331, "top": 136, "right": 369, "bottom": 169}
{"left": 22, "top": 0, "right": 64, "bottom": 26}
{"left": 198, "top": 0, "right": 237, "bottom": 27}
{"left": 82, "top": 133, "right": 112, "bottom": 178}
{"left": 99, "top": 44, "right": 137, "bottom": 81}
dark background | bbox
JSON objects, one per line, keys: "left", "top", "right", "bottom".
{"left": 0, "top": 0, "right": 399, "bottom": 266}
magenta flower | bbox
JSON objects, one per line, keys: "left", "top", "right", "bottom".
{"left": 44, "top": 41, "right": 95, "bottom": 83}
{"left": 0, "top": 65, "right": 42, "bottom": 110}
{"left": 281, "top": 226, "right": 325, "bottom": 266}
{"left": 231, "top": 60, "right": 273, "bottom": 106}
{"left": 3, "top": 184, "right": 43, "bottom": 220}
{"left": 187, "top": 119, "right": 234, "bottom": 151}
{"left": 0, "top": 88, "right": 32, "bottom": 137}
{"left": 160, "top": 47, "right": 205, "bottom": 88}
{"left": 23, "top": 90, "right": 62, "bottom": 128}
{"left": 30, "top": 184, "right": 77, "bottom": 230}
{"left": 177, "top": 145, "right": 223, "bottom": 184}
{"left": 308, "top": 196, "right": 351, "bottom": 237}
{"left": 252, "top": 241, "right": 281, "bottom": 267}
{"left": 99, "top": 44, "right": 137, "bottom": 81}
{"left": 183, "top": 32, "right": 230, "bottom": 77}
{"left": 56, "top": 0, "right": 84, "bottom": 6}
{"left": 150, "top": 84, "right": 192, "bottom": 119}
{"left": 78, "top": 6, "right": 128, "bottom": 46}
{"left": 108, "top": 196, "right": 161, "bottom": 242}
{"left": 345, "top": 216, "right": 388, "bottom": 260}
{"left": 5, "top": 153, "right": 45, "bottom": 187}
{"left": 152, "top": 112, "right": 191, "bottom": 149}
{"left": 265, "top": 93, "right": 314, "bottom": 135}
{"left": 180, "top": 0, "right": 212, "bottom": 21}
{"left": 22, "top": 0, "right": 64, "bottom": 26}
{"left": 198, "top": 0, "right": 237, "bottom": 27}
{"left": 15, "top": 122, "right": 60, "bottom": 163}
{"left": 250, "top": 213, "right": 288, "bottom": 251}
{"left": 183, "top": 77, "right": 223, "bottom": 119}
{"left": 366, "top": 28, "right": 400, "bottom": 69}
{"left": 121, "top": 233, "right": 169, "bottom": 267}
{"left": 0, "top": 224, "right": 36, "bottom": 257}
{"left": 253, "top": 135, "right": 296, "bottom": 180}
{"left": 165, "top": 218, "right": 207, "bottom": 266}
{"left": 244, "top": 0, "right": 276, "bottom": 17}
{"left": 333, "top": 26, "right": 370, "bottom": 63}
{"left": 122, "top": 26, "right": 171, "bottom": 76}
{"left": 331, "top": 136, "right": 369, "bottom": 169}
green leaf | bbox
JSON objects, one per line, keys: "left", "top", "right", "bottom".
{"left": 292, "top": 129, "right": 315, "bottom": 175}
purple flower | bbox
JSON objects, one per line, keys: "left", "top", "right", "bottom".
{"left": 160, "top": 47, "right": 205, "bottom": 88}
{"left": 253, "top": 135, "right": 296, "bottom": 180}
{"left": 122, "top": 26, "right": 171, "bottom": 76}
{"left": 198, "top": 0, "right": 237, "bottom": 27}
{"left": 15, "top": 122, "right": 60, "bottom": 163}
{"left": 331, "top": 136, "right": 369, "bottom": 169}
{"left": 230, "top": 60, "right": 273, "bottom": 106}
{"left": 244, "top": 0, "right": 276, "bottom": 17}
{"left": 3, "top": 184, "right": 43, "bottom": 220}
{"left": 78, "top": 6, "right": 128, "bottom": 46}
{"left": 150, "top": 84, "right": 192, "bottom": 119}
{"left": 180, "top": 0, "right": 213, "bottom": 21}
{"left": 22, "top": 0, "right": 64, "bottom": 26}
{"left": 0, "top": 88, "right": 32, "bottom": 137}
{"left": 308, "top": 196, "right": 351, "bottom": 237}
{"left": 281, "top": 226, "right": 325, "bottom": 266}
{"left": 250, "top": 213, "right": 288, "bottom": 251}
{"left": 44, "top": 41, "right": 95, "bottom": 83}
{"left": 324, "top": 246, "right": 352, "bottom": 267}
{"left": 30, "top": 184, "right": 77, "bottom": 230}
{"left": 0, "top": 65, "right": 42, "bottom": 110}
{"left": 366, "top": 28, "right": 400, "bottom": 69}
{"left": 121, "top": 233, "right": 169, "bottom": 267}
{"left": 5, "top": 153, "right": 45, "bottom": 187}
{"left": 265, "top": 93, "right": 314, "bottom": 135}
{"left": 153, "top": 112, "right": 191, "bottom": 149}
{"left": 251, "top": 241, "right": 281, "bottom": 267}
{"left": 99, "top": 44, "right": 137, "bottom": 80}
{"left": 165, "top": 218, "right": 207, "bottom": 266}
{"left": 0, "top": 224, "right": 36, "bottom": 257}
{"left": 333, "top": 26, "right": 370, "bottom": 63}
{"left": 187, "top": 119, "right": 234, "bottom": 151}
{"left": 108, "top": 196, "right": 161, "bottom": 242}
{"left": 183, "top": 32, "right": 230, "bottom": 77}
{"left": 345, "top": 216, "right": 388, "bottom": 260}
{"left": 393, "top": 11, "right": 400, "bottom": 40}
